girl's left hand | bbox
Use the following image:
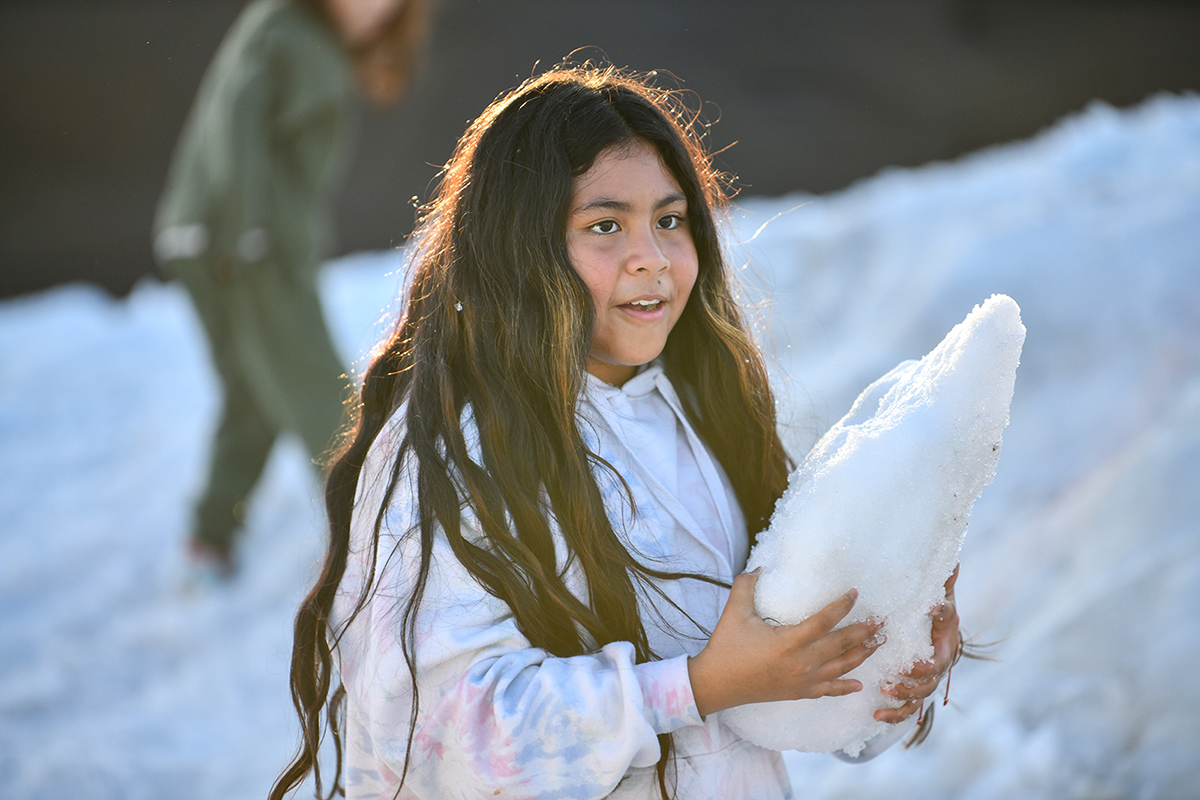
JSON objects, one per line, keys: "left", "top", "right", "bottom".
{"left": 874, "top": 564, "right": 961, "bottom": 724}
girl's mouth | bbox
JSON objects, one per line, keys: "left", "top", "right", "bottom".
{"left": 622, "top": 299, "right": 663, "bottom": 312}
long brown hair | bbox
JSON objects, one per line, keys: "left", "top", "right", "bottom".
{"left": 270, "top": 63, "right": 790, "bottom": 800}
{"left": 297, "top": 0, "right": 432, "bottom": 106}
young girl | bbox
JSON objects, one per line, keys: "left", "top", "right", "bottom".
{"left": 153, "top": 0, "right": 429, "bottom": 574}
{"left": 272, "top": 64, "right": 961, "bottom": 800}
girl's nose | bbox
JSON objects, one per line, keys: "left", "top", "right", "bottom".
{"left": 626, "top": 225, "right": 670, "bottom": 274}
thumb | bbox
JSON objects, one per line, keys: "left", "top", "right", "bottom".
{"left": 728, "top": 567, "right": 763, "bottom": 614}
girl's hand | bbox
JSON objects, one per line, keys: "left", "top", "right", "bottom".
{"left": 874, "top": 563, "right": 962, "bottom": 723}
{"left": 687, "top": 570, "right": 884, "bottom": 718}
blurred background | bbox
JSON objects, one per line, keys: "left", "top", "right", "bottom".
{"left": 3, "top": 3, "right": 1200, "bottom": 799}
{"left": 3, "top": 0, "right": 1200, "bottom": 299}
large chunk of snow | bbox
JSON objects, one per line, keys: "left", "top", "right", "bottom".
{"left": 722, "top": 295, "right": 1024, "bottom": 755}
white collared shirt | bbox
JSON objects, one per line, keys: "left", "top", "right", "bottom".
{"left": 333, "top": 368, "right": 792, "bottom": 800}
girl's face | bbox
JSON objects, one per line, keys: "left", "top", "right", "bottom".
{"left": 325, "top": 0, "right": 405, "bottom": 46}
{"left": 566, "top": 140, "right": 699, "bottom": 387}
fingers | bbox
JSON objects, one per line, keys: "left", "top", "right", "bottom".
{"left": 800, "top": 589, "right": 861, "bottom": 639}
{"left": 820, "top": 627, "right": 883, "bottom": 684}
{"left": 874, "top": 698, "right": 923, "bottom": 724}
{"left": 926, "top": 564, "right": 961, "bottom": 681}
{"left": 700, "top": 576, "right": 912, "bottom": 713}
{"left": 769, "top": 588, "right": 885, "bottom": 700}
{"left": 891, "top": 639, "right": 954, "bottom": 699}
{"left": 788, "top": 592, "right": 882, "bottom": 677}
{"left": 894, "top": 658, "right": 942, "bottom": 684}
{"left": 830, "top": 619, "right": 880, "bottom": 656}
{"left": 814, "top": 678, "right": 865, "bottom": 698}
{"left": 930, "top": 605, "right": 958, "bottom": 636}
{"left": 931, "top": 592, "right": 959, "bottom": 627}
{"left": 808, "top": 591, "right": 884, "bottom": 653}
{"left": 882, "top": 672, "right": 939, "bottom": 702}
{"left": 797, "top": 614, "right": 884, "bottom": 693}
{"left": 733, "top": 574, "right": 864, "bottom": 642}
{"left": 944, "top": 563, "right": 960, "bottom": 595}
{"left": 930, "top": 566, "right": 960, "bottom": 625}
{"left": 888, "top": 621, "right": 960, "bottom": 706}
{"left": 929, "top": 604, "right": 961, "bottom": 669}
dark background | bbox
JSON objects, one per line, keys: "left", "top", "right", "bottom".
{"left": 2, "top": 0, "right": 1198, "bottom": 300}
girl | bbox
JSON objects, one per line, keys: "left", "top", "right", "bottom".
{"left": 272, "top": 64, "right": 961, "bottom": 800}
{"left": 153, "top": 0, "right": 430, "bottom": 575}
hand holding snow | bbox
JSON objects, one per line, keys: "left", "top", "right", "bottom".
{"left": 722, "top": 294, "right": 1025, "bottom": 756}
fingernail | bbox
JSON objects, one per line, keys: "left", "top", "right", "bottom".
{"left": 750, "top": 566, "right": 763, "bottom": 576}
{"left": 846, "top": 589, "right": 858, "bottom": 601}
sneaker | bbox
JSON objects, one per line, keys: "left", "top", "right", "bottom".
{"left": 185, "top": 538, "right": 237, "bottom": 587}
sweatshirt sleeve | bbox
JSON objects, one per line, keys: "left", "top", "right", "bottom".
{"left": 212, "top": 10, "right": 352, "bottom": 268}
{"left": 221, "top": 56, "right": 274, "bottom": 263}
{"left": 335, "top": 460, "right": 704, "bottom": 799}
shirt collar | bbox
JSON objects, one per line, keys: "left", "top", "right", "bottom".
{"left": 584, "top": 361, "right": 665, "bottom": 401}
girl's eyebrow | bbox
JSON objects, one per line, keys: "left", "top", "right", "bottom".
{"left": 572, "top": 191, "right": 687, "bottom": 216}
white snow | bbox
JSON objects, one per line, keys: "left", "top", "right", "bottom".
{"left": 2, "top": 93, "right": 1199, "bottom": 798}
{"left": 723, "top": 295, "right": 1025, "bottom": 756}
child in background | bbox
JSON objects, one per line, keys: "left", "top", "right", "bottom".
{"left": 272, "top": 64, "right": 961, "bottom": 800}
{"left": 153, "top": 0, "right": 430, "bottom": 577}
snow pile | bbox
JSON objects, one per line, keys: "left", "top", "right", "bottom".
{"left": 731, "top": 93, "right": 1200, "bottom": 798}
{"left": 723, "top": 295, "right": 1024, "bottom": 755}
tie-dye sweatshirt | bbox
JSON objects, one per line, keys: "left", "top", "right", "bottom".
{"left": 332, "top": 365, "right": 795, "bottom": 799}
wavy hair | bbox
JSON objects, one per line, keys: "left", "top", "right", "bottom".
{"left": 271, "top": 63, "right": 790, "bottom": 800}
{"left": 297, "top": 0, "right": 432, "bottom": 106}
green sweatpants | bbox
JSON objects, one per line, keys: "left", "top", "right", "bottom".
{"left": 173, "top": 255, "right": 348, "bottom": 551}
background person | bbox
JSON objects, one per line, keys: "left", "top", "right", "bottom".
{"left": 153, "top": 0, "right": 431, "bottom": 577}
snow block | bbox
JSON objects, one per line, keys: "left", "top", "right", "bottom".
{"left": 721, "top": 294, "right": 1025, "bottom": 756}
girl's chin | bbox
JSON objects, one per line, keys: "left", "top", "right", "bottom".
{"left": 585, "top": 356, "right": 658, "bottom": 387}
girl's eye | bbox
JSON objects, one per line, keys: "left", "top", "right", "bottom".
{"left": 657, "top": 214, "right": 684, "bottom": 230}
{"left": 589, "top": 220, "right": 619, "bottom": 235}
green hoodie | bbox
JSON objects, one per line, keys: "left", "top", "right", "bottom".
{"left": 155, "top": 0, "right": 356, "bottom": 274}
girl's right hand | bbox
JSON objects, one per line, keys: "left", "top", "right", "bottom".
{"left": 687, "top": 570, "right": 883, "bottom": 718}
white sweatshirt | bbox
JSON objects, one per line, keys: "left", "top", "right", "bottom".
{"left": 333, "top": 364, "right": 794, "bottom": 799}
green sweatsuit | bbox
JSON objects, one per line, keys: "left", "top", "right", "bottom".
{"left": 154, "top": 0, "right": 357, "bottom": 552}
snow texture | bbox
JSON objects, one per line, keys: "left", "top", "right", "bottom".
{"left": 722, "top": 294, "right": 1025, "bottom": 755}
{"left": 1, "top": 92, "right": 1199, "bottom": 799}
